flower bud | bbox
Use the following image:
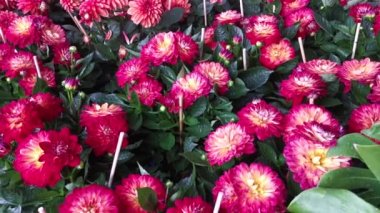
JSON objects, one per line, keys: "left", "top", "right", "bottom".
{"left": 69, "top": 46, "right": 77, "bottom": 53}
{"left": 165, "top": 180, "right": 173, "bottom": 188}
{"left": 160, "top": 105, "right": 166, "bottom": 112}
{"left": 255, "top": 41, "right": 263, "bottom": 47}
{"left": 118, "top": 45, "right": 127, "bottom": 60}
{"left": 62, "top": 78, "right": 80, "bottom": 91}
{"left": 228, "top": 80, "right": 234, "bottom": 87}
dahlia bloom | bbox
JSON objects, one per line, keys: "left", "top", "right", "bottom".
{"left": 284, "top": 138, "right": 350, "bottom": 189}
{"left": 174, "top": 32, "right": 199, "bottom": 64}
{"left": 205, "top": 123, "right": 255, "bottom": 166}
{"left": 285, "top": 121, "right": 340, "bottom": 147}
{"left": 259, "top": 39, "right": 296, "bottom": 70}
{"left": 0, "top": 99, "right": 43, "bottom": 144}
{"left": 17, "top": 0, "right": 48, "bottom": 15}
{"left": 283, "top": 104, "right": 342, "bottom": 143}
{"left": 130, "top": 77, "right": 163, "bottom": 107}
{"left": 19, "top": 67, "right": 56, "bottom": 96}
{"left": 164, "top": 0, "right": 191, "bottom": 17}
{"left": 167, "top": 197, "right": 212, "bottom": 213}
{"left": 349, "top": 3, "right": 375, "bottom": 23}
{"left": 245, "top": 14, "right": 278, "bottom": 25}
{"left": 374, "top": 15, "right": 380, "bottom": 36}
{"left": 0, "top": 11, "right": 18, "bottom": 33}
{"left": 339, "top": 0, "right": 347, "bottom": 6}
{"left": 284, "top": 8, "right": 319, "bottom": 38}
{"left": 280, "top": 71, "right": 327, "bottom": 105}
{"left": 128, "top": 0, "right": 164, "bottom": 28}
{"left": 115, "top": 57, "right": 150, "bottom": 87}
{"left": 115, "top": 174, "right": 166, "bottom": 213}
{"left": 303, "top": 59, "right": 340, "bottom": 75}
{"left": 170, "top": 72, "right": 212, "bottom": 106}
{"left": 38, "top": 128, "right": 82, "bottom": 169}
{"left": 204, "top": 26, "right": 217, "bottom": 49}
{"left": 348, "top": 104, "right": 380, "bottom": 133}
{"left": 0, "top": 136, "right": 10, "bottom": 158}
{"left": 217, "top": 47, "right": 233, "bottom": 65}
{"left": 80, "top": 103, "right": 128, "bottom": 156}
{"left": 231, "top": 163, "right": 287, "bottom": 212}
{"left": 212, "top": 169, "right": 239, "bottom": 212}
{"left": 60, "top": 0, "right": 81, "bottom": 12}
{"left": 59, "top": 184, "right": 120, "bottom": 213}
{"left": 1, "top": 51, "right": 35, "bottom": 78}
{"left": 14, "top": 132, "right": 62, "bottom": 187}
{"left": 6, "top": 15, "right": 38, "bottom": 47}
{"left": 245, "top": 21, "right": 281, "bottom": 45}
{"left": 79, "top": 0, "right": 112, "bottom": 25}
{"left": 237, "top": 99, "right": 284, "bottom": 141}
{"left": 109, "top": 0, "right": 129, "bottom": 11}
{"left": 141, "top": 32, "right": 178, "bottom": 66}
{"left": 53, "top": 43, "right": 81, "bottom": 66}
{"left": 41, "top": 24, "right": 67, "bottom": 46}
{"left": 193, "top": 61, "right": 230, "bottom": 94}
{"left": 338, "top": 58, "right": 380, "bottom": 92}
{"left": 29, "top": 93, "right": 63, "bottom": 122}
{"left": 215, "top": 10, "right": 241, "bottom": 25}
{"left": 369, "top": 75, "right": 380, "bottom": 103}
{"left": 280, "top": 0, "right": 310, "bottom": 17}
{"left": 0, "top": 44, "right": 14, "bottom": 65}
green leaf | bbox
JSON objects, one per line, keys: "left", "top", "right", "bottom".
{"left": 180, "top": 151, "right": 209, "bottom": 166}
{"left": 239, "top": 67, "right": 273, "bottom": 91}
{"left": 188, "top": 97, "right": 207, "bottom": 117}
{"left": 283, "top": 23, "right": 300, "bottom": 40}
{"left": 158, "top": 132, "right": 175, "bottom": 151}
{"left": 158, "top": 8, "right": 184, "bottom": 28}
{"left": 137, "top": 187, "right": 158, "bottom": 212}
{"left": 319, "top": 167, "right": 380, "bottom": 191}
{"left": 226, "top": 78, "right": 249, "bottom": 99}
{"left": 351, "top": 81, "right": 371, "bottom": 104}
{"left": 78, "top": 62, "right": 95, "bottom": 78}
{"left": 186, "top": 120, "right": 212, "bottom": 138}
{"left": 328, "top": 133, "right": 375, "bottom": 158}
{"left": 314, "top": 13, "right": 333, "bottom": 36}
{"left": 32, "top": 78, "right": 48, "bottom": 94}
{"left": 362, "top": 123, "right": 380, "bottom": 141}
{"left": 94, "top": 43, "right": 115, "bottom": 61}
{"left": 214, "top": 25, "right": 244, "bottom": 42}
{"left": 288, "top": 188, "right": 380, "bottom": 213}
{"left": 275, "top": 58, "right": 299, "bottom": 74}
{"left": 355, "top": 144, "right": 380, "bottom": 181}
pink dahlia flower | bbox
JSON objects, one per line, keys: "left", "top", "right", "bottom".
{"left": 284, "top": 8, "right": 319, "bottom": 38}
{"left": 141, "top": 32, "right": 178, "bottom": 66}
{"left": 115, "top": 57, "right": 150, "bottom": 87}
{"left": 115, "top": 174, "right": 166, "bottom": 213}
{"left": 167, "top": 196, "right": 212, "bottom": 213}
{"left": 193, "top": 61, "right": 230, "bottom": 94}
{"left": 237, "top": 99, "right": 283, "bottom": 140}
{"left": 259, "top": 39, "right": 296, "bottom": 70}
{"left": 280, "top": 71, "right": 327, "bottom": 105}
{"left": 59, "top": 184, "right": 120, "bottom": 212}
{"left": 348, "top": 103, "right": 380, "bottom": 133}
{"left": 130, "top": 77, "right": 163, "bottom": 107}
{"left": 349, "top": 3, "right": 375, "bottom": 23}
{"left": 205, "top": 123, "right": 255, "bottom": 166}
{"left": 127, "top": 0, "right": 163, "bottom": 28}
{"left": 284, "top": 138, "right": 350, "bottom": 189}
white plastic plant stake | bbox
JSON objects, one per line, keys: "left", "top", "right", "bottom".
{"left": 179, "top": 94, "right": 184, "bottom": 145}
{"left": 239, "top": 0, "right": 244, "bottom": 16}
{"left": 272, "top": 5, "right": 276, "bottom": 14}
{"left": 203, "top": 0, "right": 208, "bottom": 26}
{"left": 298, "top": 37, "right": 306, "bottom": 63}
{"left": 107, "top": 132, "right": 125, "bottom": 187}
{"left": 352, "top": 22, "right": 361, "bottom": 59}
{"left": 200, "top": 28, "right": 205, "bottom": 58}
{"left": 243, "top": 48, "right": 248, "bottom": 71}
{"left": 0, "top": 28, "right": 6, "bottom": 43}
{"left": 33, "top": 56, "right": 42, "bottom": 79}
{"left": 213, "top": 192, "right": 224, "bottom": 213}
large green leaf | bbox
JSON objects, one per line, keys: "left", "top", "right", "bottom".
{"left": 319, "top": 167, "right": 380, "bottom": 191}
{"left": 288, "top": 188, "right": 380, "bottom": 213}
{"left": 158, "top": 132, "right": 176, "bottom": 151}
{"left": 137, "top": 187, "right": 158, "bottom": 212}
{"left": 355, "top": 144, "right": 380, "bottom": 181}
{"left": 362, "top": 123, "right": 380, "bottom": 141}
{"left": 239, "top": 67, "right": 273, "bottom": 91}
{"left": 157, "top": 8, "right": 184, "bottom": 28}
{"left": 328, "top": 133, "right": 375, "bottom": 158}
{"left": 180, "top": 151, "right": 209, "bottom": 167}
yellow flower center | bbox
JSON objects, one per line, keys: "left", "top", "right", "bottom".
{"left": 15, "top": 19, "right": 32, "bottom": 35}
